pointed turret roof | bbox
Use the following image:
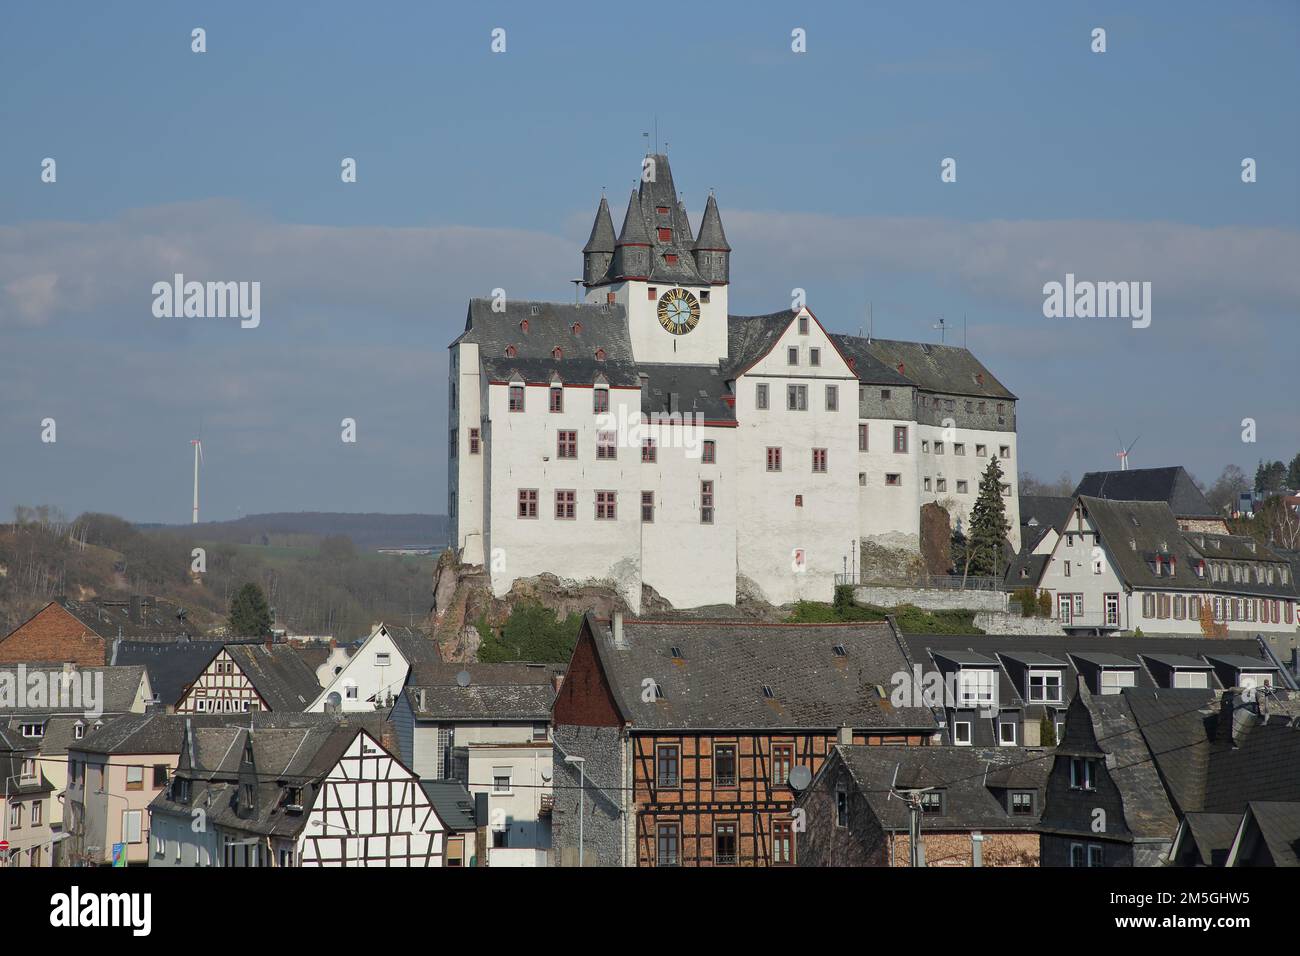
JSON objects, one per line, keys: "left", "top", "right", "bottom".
{"left": 582, "top": 195, "right": 616, "bottom": 254}
{"left": 616, "top": 188, "right": 651, "bottom": 246}
{"left": 695, "top": 193, "right": 730, "bottom": 251}
{"left": 675, "top": 199, "right": 695, "bottom": 249}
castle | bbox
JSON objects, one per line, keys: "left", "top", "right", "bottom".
{"left": 448, "top": 154, "right": 1019, "bottom": 611}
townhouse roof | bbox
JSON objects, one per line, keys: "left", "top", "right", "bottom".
{"left": 826, "top": 744, "right": 1050, "bottom": 831}
{"left": 725, "top": 311, "right": 796, "bottom": 376}
{"left": 1074, "top": 466, "right": 1219, "bottom": 519}
{"left": 66, "top": 711, "right": 248, "bottom": 756}
{"left": 57, "top": 596, "right": 203, "bottom": 643}
{"left": 828, "top": 334, "right": 915, "bottom": 387}
{"left": 403, "top": 663, "right": 557, "bottom": 721}
{"left": 0, "top": 663, "right": 148, "bottom": 715}
{"left": 1077, "top": 496, "right": 1296, "bottom": 598}
{"left": 1239, "top": 802, "right": 1300, "bottom": 866}
{"left": 419, "top": 780, "right": 478, "bottom": 832}
{"left": 224, "top": 644, "right": 323, "bottom": 712}
{"left": 1178, "top": 811, "right": 1241, "bottom": 866}
{"left": 0, "top": 746, "right": 52, "bottom": 796}
{"left": 110, "top": 640, "right": 229, "bottom": 707}
{"left": 580, "top": 614, "right": 938, "bottom": 732}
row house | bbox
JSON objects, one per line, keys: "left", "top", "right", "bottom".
{"left": 0, "top": 725, "right": 55, "bottom": 867}
{"left": 1, "top": 662, "right": 152, "bottom": 828}
{"left": 390, "top": 662, "right": 557, "bottom": 866}
{"left": 901, "top": 632, "right": 1293, "bottom": 749}
{"left": 796, "top": 745, "right": 1048, "bottom": 867}
{"left": 551, "top": 612, "right": 940, "bottom": 867}
{"left": 1028, "top": 495, "right": 1297, "bottom": 635}
{"left": 149, "top": 714, "right": 450, "bottom": 866}
{"left": 1039, "top": 681, "right": 1300, "bottom": 866}
{"left": 0, "top": 596, "right": 200, "bottom": 667}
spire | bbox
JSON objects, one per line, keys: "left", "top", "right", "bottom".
{"left": 676, "top": 199, "right": 695, "bottom": 249}
{"left": 616, "top": 189, "right": 651, "bottom": 246}
{"left": 582, "top": 196, "right": 615, "bottom": 254}
{"left": 695, "top": 193, "right": 730, "bottom": 251}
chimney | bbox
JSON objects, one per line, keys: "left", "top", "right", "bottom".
{"left": 668, "top": 392, "right": 680, "bottom": 414}
{"left": 611, "top": 611, "right": 627, "bottom": 649}
{"left": 418, "top": 688, "right": 428, "bottom": 712}
{"left": 836, "top": 725, "right": 853, "bottom": 746}
{"left": 1216, "top": 690, "right": 1255, "bottom": 748}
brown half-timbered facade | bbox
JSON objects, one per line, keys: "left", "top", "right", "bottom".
{"left": 551, "top": 612, "right": 940, "bottom": 867}
{"left": 178, "top": 648, "right": 265, "bottom": 713}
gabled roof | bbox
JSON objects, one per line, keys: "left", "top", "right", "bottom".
{"left": 1077, "top": 496, "right": 1296, "bottom": 598}
{"left": 1176, "top": 811, "right": 1241, "bottom": 866}
{"left": 825, "top": 745, "right": 1050, "bottom": 831}
{"left": 375, "top": 623, "right": 442, "bottom": 665}
{"left": 577, "top": 613, "right": 937, "bottom": 732}
{"left": 111, "top": 640, "right": 230, "bottom": 708}
{"left": 850, "top": 338, "right": 1016, "bottom": 400}
{"left": 725, "top": 311, "right": 795, "bottom": 376}
{"left": 224, "top": 644, "right": 323, "bottom": 712}
{"left": 58, "top": 596, "right": 202, "bottom": 642}
{"left": 1234, "top": 802, "right": 1300, "bottom": 866}
{"left": 419, "top": 780, "right": 478, "bottom": 832}
{"left": 1074, "top": 466, "right": 1218, "bottom": 519}
{"left": 403, "top": 663, "right": 557, "bottom": 721}
{"left": 828, "top": 334, "right": 915, "bottom": 387}
{"left": 0, "top": 663, "right": 148, "bottom": 715}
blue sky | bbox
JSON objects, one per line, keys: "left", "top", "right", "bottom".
{"left": 1, "top": 1, "right": 1297, "bottom": 523}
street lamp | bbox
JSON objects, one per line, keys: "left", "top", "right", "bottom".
{"left": 563, "top": 755, "right": 585, "bottom": 867}
{"left": 311, "top": 818, "right": 358, "bottom": 867}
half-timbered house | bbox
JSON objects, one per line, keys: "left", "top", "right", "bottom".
{"left": 176, "top": 642, "right": 321, "bottom": 714}
{"left": 148, "top": 713, "right": 450, "bottom": 866}
{"left": 551, "top": 612, "right": 940, "bottom": 867}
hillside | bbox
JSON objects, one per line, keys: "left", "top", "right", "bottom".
{"left": 139, "top": 512, "right": 448, "bottom": 552}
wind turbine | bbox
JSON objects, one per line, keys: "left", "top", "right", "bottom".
{"left": 191, "top": 438, "right": 204, "bottom": 523}
{"left": 1114, "top": 433, "right": 1139, "bottom": 472}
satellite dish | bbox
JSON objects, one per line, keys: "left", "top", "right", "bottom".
{"left": 787, "top": 766, "right": 812, "bottom": 792}
{"left": 324, "top": 691, "right": 342, "bottom": 714}
{"left": 456, "top": 670, "right": 472, "bottom": 688}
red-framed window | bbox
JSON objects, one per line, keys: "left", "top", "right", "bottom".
{"left": 554, "top": 490, "right": 575, "bottom": 520}
{"left": 509, "top": 386, "right": 525, "bottom": 412}
{"left": 517, "top": 489, "right": 538, "bottom": 519}
{"left": 557, "top": 430, "right": 577, "bottom": 459}
{"left": 596, "top": 491, "right": 617, "bottom": 520}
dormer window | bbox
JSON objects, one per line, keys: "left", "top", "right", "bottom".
{"left": 1027, "top": 670, "right": 1063, "bottom": 703}
{"left": 519, "top": 319, "right": 529, "bottom": 333}
{"left": 552, "top": 347, "right": 563, "bottom": 360}
{"left": 1196, "top": 560, "right": 1205, "bottom": 578}
{"left": 505, "top": 345, "right": 517, "bottom": 358}
{"left": 664, "top": 254, "right": 678, "bottom": 265}
{"left": 594, "top": 348, "right": 606, "bottom": 362}
{"left": 571, "top": 322, "right": 582, "bottom": 335}
{"left": 956, "top": 669, "right": 996, "bottom": 707}
{"left": 920, "top": 792, "right": 944, "bottom": 814}
{"left": 658, "top": 228, "right": 672, "bottom": 242}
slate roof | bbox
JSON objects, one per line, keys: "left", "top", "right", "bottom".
{"left": 851, "top": 338, "right": 1016, "bottom": 400}
{"left": 582, "top": 195, "right": 615, "bottom": 254}
{"left": 1075, "top": 466, "right": 1219, "bottom": 519}
{"left": 58, "top": 596, "right": 202, "bottom": 643}
{"left": 419, "top": 780, "right": 478, "bottom": 831}
{"left": 726, "top": 311, "right": 795, "bottom": 376}
{"left": 1077, "top": 496, "right": 1297, "bottom": 598}
{"left": 1241, "top": 802, "right": 1300, "bottom": 866}
{"left": 1179, "top": 811, "right": 1241, "bottom": 866}
{"left": 828, "top": 745, "right": 1050, "bottom": 830}
{"left": 615, "top": 154, "right": 708, "bottom": 285}
{"left": 694, "top": 194, "right": 730, "bottom": 252}
{"left": 66, "top": 712, "right": 245, "bottom": 755}
{"left": 829, "top": 335, "right": 915, "bottom": 387}
{"left": 149, "top": 715, "right": 389, "bottom": 839}
{"left": 376, "top": 623, "right": 442, "bottom": 665}
{"left": 224, "top": 644, "right": 323, "bottom": 712}
{"left": 0, "top": 743, "right": 52, "bottom": 797}
{"left": 638, "top": 363, "right": 735, "bottom": 422}
{"left": 110, "top": 640, "right": 229, "bottom": 707}
{"left": 582, "top": 613, "right": 938, "bottom": 732}
{"left": 404, "top": 663, "right": 557, "bottom": 721}
{"left": 0, "top": 663, "right": 148, "bottom": 715}
{"left": 456, "top": 299, "right": 640, "bottom": 388}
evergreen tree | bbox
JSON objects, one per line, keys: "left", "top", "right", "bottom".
{"left": 1288, "top": 453, "right": 1300, "bottom": 490}
{"left": 228, "top": 582, "right": 273, "bottom": 637}
{"left": 1039, "top": 714, "right": 1057, "bottom": 747}
{"left": 964, "top": 457, "right": 1010, "bottom": 580}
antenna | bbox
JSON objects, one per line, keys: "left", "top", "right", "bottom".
{"left": 868, "top": 301, "right": 873, "bottom": 343}
{"left": 932, "top": 317, "right": 946, "bottom": 344}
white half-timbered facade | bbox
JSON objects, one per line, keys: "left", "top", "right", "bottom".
{"left": 177, "top": 648, "right": 265, "bottom": 714}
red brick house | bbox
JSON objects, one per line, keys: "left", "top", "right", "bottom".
{"left": 0, "top": 598, "right": 198, "bottom": 667}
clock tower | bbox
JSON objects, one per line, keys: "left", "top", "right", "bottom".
{"left": 583, "top": 153, "right": 729, "bottom": 366}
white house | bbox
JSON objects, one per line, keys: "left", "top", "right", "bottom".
{"left": 390, "top": 663, "right": 556, "bottom": 866}
{"left": 447, "top": 152, "right": 1020, "bottom": 610}
{"left": 1032, "top": 496, "right": 1298, "bottom": 635}
{"left": 307, "top": 623, "right": 442, "bottom": 714}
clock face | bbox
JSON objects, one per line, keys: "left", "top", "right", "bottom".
{"left": 657, "top": 287, "right": 701, "bottom": 335}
